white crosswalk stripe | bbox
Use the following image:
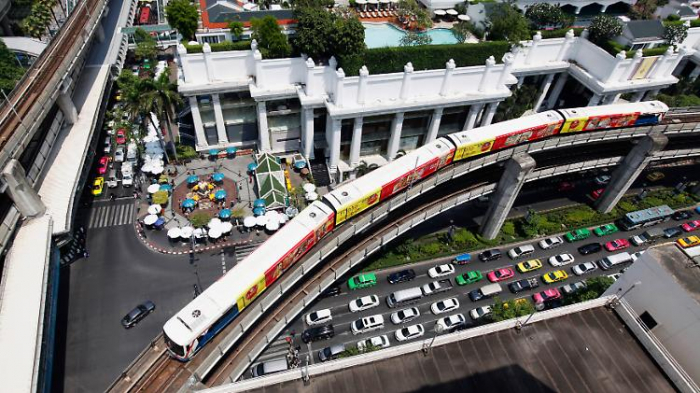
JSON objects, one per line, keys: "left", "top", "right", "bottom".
{"left": 88, "top": 203, "right": 135, "bottom": 229}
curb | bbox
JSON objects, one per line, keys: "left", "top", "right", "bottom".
{"left": 132, "top": 222, "right": 257, "bottom": 255}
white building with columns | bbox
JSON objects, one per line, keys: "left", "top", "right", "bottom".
{"left": 176, "top": 28, "right": 700, "bottom": 182}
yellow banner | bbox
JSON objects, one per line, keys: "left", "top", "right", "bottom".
{"left": 454, "top": 139, "right": 494, "bottom": 161}
{"left": 337, "top": 188, "right": 381, "bottom": 225}
{"left": 237, "top": 275, "right": 267, "bottom": 310}
{"left": 560, "top": 117, "right": 588, "bottom": 133}
{"left": 631, "top": 57, "right": 658, "bottom": 80}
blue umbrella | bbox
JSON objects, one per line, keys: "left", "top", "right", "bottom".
{"left": 211, "top": 172, "right": 225, "bottom": 182}
{"left": 182, "top": 199, "right": 195, "bottom": 208}
{"left": 294, "top": 160, "right": 307, "bottom": 169}
{"left": 209, "top": 149, "right": 219, "bottom": 156}
{"left": 226, "top": 147, "right": 237, "bottom": 155}
{"left": 154, "top": 217, "right": 166, "bottom": 228}
{"left": 159, "top": 184, "right": 173, "bottom": 192}
{"left": 253, "top": 199, "right": 266, "bottom": 208}
{"left": 253, "top": 207, "right": 265, "bottom": 216}
{"left": 215, "top": 190, "right": 227, "bottom": 200}
{"left": 219, "top": 209, "right": 232, "bottom": 219}
{"left": 186, "top": 175, "right": 199, "bottom": 184}
{"left": 247, "top": 162, "right": 258, "bottom": 172}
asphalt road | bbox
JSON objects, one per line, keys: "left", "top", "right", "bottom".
{"left": 251, "top": 206, "right": 699, "bottom": 375}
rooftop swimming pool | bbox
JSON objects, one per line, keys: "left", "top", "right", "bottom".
{"left": 364, "top": 23, "right": 459, "bottom": 48}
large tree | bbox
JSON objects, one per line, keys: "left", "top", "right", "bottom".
{"left": 293, "top": 7, "right": 365, "bottom": 63}
{"left": 134, "top": 28, "right": 158, "bottom": 65}
{"left": 0, "top": 40, "right": 24, "bottom": 94}
{"left": 165, "top": 0, "right": 199, "bottom": 40}
{"left": 564, "top": 276, "right": 615, "bottom": 305}
{"left": 250, "top": 16, "right": 292, "bottom": 58}
{"left": 525, "top": 3, "right": 566, "bottom": 29}
{"left": 588, "top": 14, "right": 623, "bottom": 45}
{"left": 664, "top": 24, "right": 688, "bottom": 46}
{"left": 487, "top": 3, "right": 530, "bottom": 44}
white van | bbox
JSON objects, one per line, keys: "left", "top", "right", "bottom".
{"left": 387, "top": 287, "right": 423, "bottom": 308}
{"left": 250, "top": 357, "right": 289, "bottom": 378}
{"left": 469, "top": 283, "right": 503, "bottom": 301}
{"left": 127, "top": 143, "right": 138, "bottom": 162}
{"left": 508, "top": 244, "right": 535, "bottom": 259}
{"left": 598, "top": 252, "right": 633, "bottom": 270}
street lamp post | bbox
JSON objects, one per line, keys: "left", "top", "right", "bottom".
{"left": 608, "top": 281, "right": 642, "bottom": 308}
{"left": 422, "top": 323, "right": 444, "bottom": 356}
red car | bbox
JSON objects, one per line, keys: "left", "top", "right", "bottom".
{"left": 97, "top": 156, "right": 109, "bottom": 175}
{"left": 533, "top": 288, "right": 561, "bottom": 304}
{"left": 682, "top": 220, "right": 700, "bottom": 232}
{"left": 605, "top": 238, "right": 630, "bottom": 252}
{"left": 558, "top": 182, "right": 575, "bottom": 192}
{"left": 116, "top": 129, "right": 127, "bottom": 144}
{"left": 590, "top": 188, "right": 604, "bottom": 200}
{"left": 487, "top": 267, "right": 515, "bottom": 283}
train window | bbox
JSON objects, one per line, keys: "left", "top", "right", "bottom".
{"left": 342, "top": 192, "right": 348, "bottom": 196}
{"left": 310, "top": 212, "right": 316, "bottom": 218}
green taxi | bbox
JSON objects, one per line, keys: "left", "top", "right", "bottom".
{"left": 455, "top": 270, "right": 483, "bottom": 286}
{"left": 347, "top": 273, "right": 377, "bottom": 290}
{"left": 594, "top": 223, "right": 619, "bottom": 237}
{"left": 565, "top": 228, "right": 591, "bottom": 242}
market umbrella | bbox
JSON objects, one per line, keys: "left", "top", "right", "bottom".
{"left": 446, "top": 9, "right": 458, "bottom": 15}
{"left": 182, "top": 199, "right": 196, "bottom": 209}
{"left": 209, "top": 149, "right": 219, "bottom": 156}
{"left": 278, "top": 214, "right": 288, "bottom": 224}
{"left": 266, "top": 221, "right": 280, "bottom": 231}
{"left": 208, "top": 227, "right": 222, "bottom": 239}
{"left": 219, "top": 209, "right": 232, "bottom": 219}
{"left": 457, "top": 14, "right": 470, "bottom": 21}
{"left": 167, "top": 227, "right": 181, "bottom": 239}
{"left": 151, "top": 166, "right": 164, "bottom": 175}
{"left": 253, "top": 199, "right": 267, "bottom": 208}
{"left": 285, "top": 206, "right": 299, "bottom": 218}
{"left": 186, "top": 175, "right": 199, "bottom": 184}
{"left": 215, "top": 190, "right": 227, "bottom": 200}
{"left": 303, "top": 183, "right": 316, "bottom": 193}
{"left": 255, "top": 215, "right": 268, "bottom": 227}
{"left": 253, "top": 207, "right": 266, "bottom": 216}
{"left": 244, "top": 216, "right": 256, "bottom": 228}
{"left": 211, "top": 172, "right": 225, "bottom": 182}
{"left": 193, "top": 228, "right": 207, "bottom": 238}
{"left": 294, "top": 160, "right": 307, "bottom": 170}
{"left": 306, "top": 192, "right": 319, "bottom": 201}
{"left": 247, "top": 162, "right": 258, "bottom": 172}
{"left": 159, "top": 184, "right": 173, "bottom": 192}
{"left": 208, "top": 218, "right": 222, "bottom": 228}
{"left": 144, "top": 214, "right": 158, "bottom": 225}
{"left": 180, "top": 226, "right": 194, "bottom": 238}
{"left": 226, "top": 147, "right": 237, "bottom": 155}
{"left": 434, "top": 9, "right": 446, "bottom": 15}
{"left": 147, "top": 184, "right": 161, "bottom": 194}
{"left": 220, "top": 222, "right": 233, "bottom": 234}
{"left": 148, "top": 204, "right": 162, "bottom": 215}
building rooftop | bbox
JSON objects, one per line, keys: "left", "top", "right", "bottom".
{"left": 626, "top": 20, "right": 665, "bottom": 41}
{"left": 201, "top": 0, "right": 294, "bottom": 27}
{"left": 647, "top": 246, "right": 700, "bottom": 304}
{"left": 243, "top": 306, "right": 675, "bottom": 393}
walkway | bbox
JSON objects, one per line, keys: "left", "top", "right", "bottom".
{"left": 2, "top": 37, "right": 47, "bottom": 57}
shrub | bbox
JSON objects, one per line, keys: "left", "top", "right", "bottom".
{"left": 538, "top": 27, "right": 584, "bottom": 39}
{"left": 176, "top": 144, "right": 198, "bottom": 159}
{"left": 665, "top": 14, "right": 680, "bottom": 21}
{"left": 501, "top": 221, "right": 516, "bottom": 237}
{"left": 152, "top": 190, "right": 169, "bottom": 205}
{"left": 588, "top": 14, "right": 623, "bottom": 45}
{"left": 190, "top": 211, "right": 211, "bottom": 227}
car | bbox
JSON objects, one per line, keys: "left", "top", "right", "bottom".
{"left": 478, "top": 249, "right": 501, "bottom": 262}
{"left": 114, "top": 147, "right": 125, "bottom": 163}
{"left": 646, "top": 171, "right": 665, "bottom": 182}
{"left": 318, "top": 344, "right": 345, "bottom": 362}
{"left": 539, "top": 236, "right": 563, "bottom": 250}
{"left": 422, "top": 279, "right": 453, "bottom": 295}
{"left": 560, "top": 281, "right": 587, "bottom": 295}
{"left": 351, "top": 315, "right": 385, "bottom": 335}
{"left": 487, "top": 267, "right": 515, "bottom": 282}
{"left": 122, "top": 173, "right": 134, "bottom": 188}
{"left": 578, "top": 242, "right": 602, "bottom": 255}
{"left": 508, "top": 278, "right": 539, "bottom": 293}
{"left": 347, "top": 273, "right": 377, "bottom": 290}
{"left": 508, "top": 244, "right": 535, "bottom": 259}
{"left": 428, "top": 264, "right": 455, "bottom": 278}
{"left": 469, "top": 306, "right": 492, "bottom": 320}
{"left": 532, "top": 288, "right": 561, "bottom": 304}
{"left": 387, "top": 269, "right": 416, "bottom": 284}
{"left": 605, "top": 238, "right": 630, "bottom": 252}
{"left": 673, "top": 210, "right": 693, "bottom": 221}
{"left": 663, "top": 227, "right": 683, "bottom": 238}
{"left": 116, "top": 129, "right": 127, "bottom": 144}
{"left": 682, "top": 220, "right": 700, "bottom": 232}
{"left": 349, "top": 295, "right": 380, "bottom": 312}
{"left": 558, "top": 182, "right": 575, "bottom": 192}
{"left": 435, "top": 314, "right": 466, "bottom": 332}
{"left": 516, "top": 259, "right": 542, "bottom": 273}
{"left": 572, "top": 262, "right": 598, "bottom": 276}
{"left": 607, "top": 273, "right": 622, "bottom": 282}
{"left": 97, "top": 156, "right": 109, "bottom": 174}
{"left": 320, "top": 286, "right": 341, "bottom": 298}
{"left": 590, "top": 188, "right": 605, "bottom": 200}
{"left": 677, "top": 236, "right": 700, "bottom": 248}
{"left": 455, "top": 270, "right": 483, "bottom": 286}
{"left": 395, "top": 324, "right": 425, "bottom": 341}
{"left": 92, "top": 177, "right": 105, "bottom": 196}
{"left": 121, "top": 301, "right": 155, "bottom": 328}
{"left": 390, "top": 307, "right": 420, "bottom": 324}
{"left": 594, "top": 175, "right": 611, "bottom": 185}
{"left": 305, "top": 308, "right": 332, "bottom": 326}
{"left": 565, "top": 228, "right": 591, "bottom": 242}
{"left": 103, "top": 136, "right": 112, "bottom": 154}
{"left": 593, "top": 223, "right": 619, "bottom": 237}
{"left": 430, "top": 298, "right": 460, "bottom": 315}
{"left": 453, "top": 253, "right": 472, "bottom": 265}
{"left": 630, "top": 235, "right": 646, "bottom": 246}
{"left": 548, "top": 253, "right": 575, "bottom": 267}
{"left": 630, "top": 250, "right": 646, "bottom": 261}
{"left": 357, "top": 335, "right": 390, "bottom": 351}
{"left": 542, "top": 270, "right": 568, "bottom": 284}
{"left": 302, "top": 325, "right": 334, "bottom": 343}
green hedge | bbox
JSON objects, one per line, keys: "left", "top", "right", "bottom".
{"left": 602, "top": 40, "right": 669, "bottom": 58}
{"left": 341, "top": 41, "right": 511, "bottom": 76}
{"left": 693, "top": 19, "right": 700, "bottom": 28}
{"left": 182, "top": 40, "right": 253, "bottom": 54}
{"left": 537, "top": 27, "right": 584, "bottom": 39}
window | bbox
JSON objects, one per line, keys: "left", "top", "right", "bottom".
{"left": 639, "top": 311, "right": 658, "bottom": 330}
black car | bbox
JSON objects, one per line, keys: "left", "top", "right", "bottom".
{"left": 508, "top": 278, "right": 539, "bottom": 294}
{"left": 121, "top": 301, "right": 156, "bottom": 329}
{"left": 302, "top": 324, "right": 335, "bottom": 343}
{"left": 577, "top": 243, "right": 602, "bottom": 255}
{"left": 478, "top": 249, "right": 502, "bottom": 262}
{"left": 663, "top": 227, "right": 683, "bottom": 238}
{"left": 320, "top": 286, "right": 341, "bottom": 298}
{"left": 672, "top": 210, "right": 693, "bottom": 221}
{"left": 387, "top": 269, "right": 416, "bottom": 284}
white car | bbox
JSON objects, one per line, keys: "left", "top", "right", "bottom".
{"left": 351, "top": 314, "right": 384, "bottom": 335}
{"left": 114, "top": 147, "right": 125, "bottom": 163}
{"left": 436, "top": 314, "right": 466, "bottom": 332}
{"left": 539, "top": 236, "right": 563, "bottom": 250}
{"left": 305, "top": 308, "right": 332, "bottom": 326}
{"left": 390, "top": 307, "right": 420, "bottom": 325}
{"left": 548, "top": 253, "right": 575, "bottom": 267}
{"left": 430, "top": 297, "right": 460, "bottom": 315}
{"left": 630, "top": 235, "right": 646, "bottom": 246}
{"left": 122, "top": 173, "right": 133, "bottom": 187}
{"left": 469, "top": 306, "right": 492, "bottom": 320}
{"left": 428, "top": 264, "right": 455, "bottom": 278}
{"left": 595, "top": 175, "right": 611, "bottom": 185}
{"left": 572, "top": 261, "right": 598, "bottom": 276}
{"left": 395, "top": 324, "right": 425, "bottom": 341}
{"left": 508, "top": 244, "right": 535, "bottom": 259}
{"left": 631, "top": 250, "right": 645, "bottom": 262}
{"left": 349, "top": 295, "right": 380, "bottom": 313}
{"left": 357, "top": 335, "right": 390, "bottom": 351}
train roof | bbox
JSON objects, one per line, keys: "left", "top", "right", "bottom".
{"left": 557, "top": 101, "right": 668, "bottom": 119}
{"left": 163, "top": 201, "right": 334, "bottom": 346}
{"left": 446, "top": 110, "right": 563, "bottom": 145}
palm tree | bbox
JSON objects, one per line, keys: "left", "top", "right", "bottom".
{"left": 142, "top": 68, "right": 183, "bottom": 161}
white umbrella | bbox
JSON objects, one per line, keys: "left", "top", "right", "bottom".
{"left": 278, "top": 214, "right": 288, "bottom": 224}
{"left": 151, "top": 166, "right": 164, "bottom": 175}
{"left": 208, "top": 227, "right": 222, "bottom": 239}
{"left": 305, "top": 192, "right": 319, "bottom": 201}
{"left": 180, "top": 226, "right": 194, "bottom": 238}
{"left": 147, "top": 184, "right": 161, "bottom": 194}
{"left": 208, "top": 218, "right": 222, "bottom": 228}
{"left": 167, "top": 227, "right": 181, "bottom": 238}
{"left": 148, "top": 204, "right": 162, "bottom": 215}
{"left": 355, "top": 0, "right": 366, "bottom": 3}
{"left": 434, "top": 9, "right": 446, "bottom": 15}
{"left": 457, "top": 14, "right": 470, "bottom": 21}
{"left": 244, "top": 216, "right": 257, "bottom": 228}
{"left": 144, "top": 214, "right": 158, "bottom": 225}
{"left": 255, "top": 215, "right": 268, "bottom": 227}
{"left": 446, "top": 9, "right": 458, "bottom": 15}
{"left": 303, "top": 183, "right": 316, "bottom": 193}
{"left": 194, "top": 228, "right": 207, "bottom": 238}
{"left": 265, "top": 210, "right": 279, "bottom": 221}
{"left": 266, "top": 220, "right": 280, "bottom": 231}
{"left": 220, "top": 222, "right": 233, "bottom": 234}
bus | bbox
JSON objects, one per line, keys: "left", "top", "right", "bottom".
{"left": 617, "top": 205, "right": 673, "bottom": 230}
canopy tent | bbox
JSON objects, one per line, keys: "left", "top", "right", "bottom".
{"left": 208, "top": 218, "right": 222, "bottom": 228}
{"left": 220, "top": 222, "right": 233, "bottom": 233}
{"left": 255, "top": 215, "right": 268, "bottom": 226}
{"left": 247, "top": 162, "right": 258, "bottom": 172}
{"left": 208, "top": 227, "right": 222, "bottom": 239}
{"left": 253, "top": 198, "right": 266, "bottom": 208}
{"left": 208, "top": 149, "right": 219, "bottom": 156}
{"left": 193, "top": 228, "right": 207, "bottom": 238}
{"left": 186, "top": 175, "right": 199, "bottom": 184}
{"left": 226, "top": 147, "right": 237, "bottom": 155}
{"left": 302, "top": 183, "right": 316, "bottom": 193}
{"left": 182, "top": 199, "right": 196, "bottom": 209}
{"left": 266, "top": 221, "right": 280, "bottom": 231}
{"left": 215, "top": 190, "right": 227, "bottom": 200}
{"left": 257, "top": 173, "right": 288, "bottom": 210}
{"left": 159, "top": 184, "right": 172, "bottom": 192}
{"left": 253, "top": 207, "right": 265, "bottom": 216}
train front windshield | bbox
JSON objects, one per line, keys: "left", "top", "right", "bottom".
{"left": 164, "top": 332, "right": 186, "bottom": 358}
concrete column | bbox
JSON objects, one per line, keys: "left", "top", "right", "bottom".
{"left": 387, "top": 112, "right": 404, "bottom": 161}
{"left": 556, "top": 29, "right": 576, "bottom": 62}
{"left": 595, "top": 134, "right": 669, "bottom": 214}
{"left": 497, "top": 53, "right": 515, "bottom": 87}
{"left": 605, "top": 51, "right": 627, "bottom": 83}
{"left": 95, "top": 22, "right": 105, "bottom": 43}
{"left": 357, "top": 66, "right": 369, "bottom": 105}
{"left": 305, "top": 57, "right": 319, "bottom": 96}
{"left": 350, "top": 117, "right": 363, "bottom": 166}
{"left": 328, "top": 117, "right": 341, "bottom": 172}
{"left": 257, "top": 101, "right": 271, "bottom": 152}
{"left": 464, "top": 104, "right": 483, "bottom": 130}
{"left": 546, "top": 73, "right": 568, "bottom": 109}
{"left": 533, "top": 73, "right": 555, "bottom": 112}
{"left": 253, "top": 48, "right": 264, "bottom": 87}
{"left": 480, "top": 153, "right": 536, "bottom": 239}
{"left": 689, "top": 64, "right": 700, "bottom": 81}
{"left": 426, "top": 108, "right": 443, "bottom": 143}
{"left": 212, "top": 94, "right": 228, "bottom": 144}
{"left": 481, "top": 102, "right": 499, "bottom": 126}
{"left": 189, "top": 96, "right": 207, "bottom": 148}
{"left": 302, "top": 108, "right": 314, "bottom": 159}
{"left": 334, "top": 68, "right": 346, "bottom": 107}
{"left": 525, "top": 32, "right": 542, "bottom": 65}
{"left": 399, "top": 62, "right": 414, "bottom": 100}
{"left": 478, "top": 56, "right": 496, "bottom": 92}
{"left": 601, "top": 4, "right": 608, "bottom": 12}
{"left": 623, "top": 50, "right": 644, "bottom": 82}
{"left": 57, "top": 82, "right": 78, "bottom": 125}
{"left": 516, "top": 76, "right": 524, "bottom": 88}
{"left": 440, "top": 59, "right": 456, "bottom": 96}
{"left": 1, "top": 159, "right": 45, "bottom": 218}
{"left": 203, "top": 43, "right": 215, "bottom": 83}
{"left": 588, "top": 93, "right": 603, "bottom": 106}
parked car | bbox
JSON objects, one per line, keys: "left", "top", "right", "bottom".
{"left": 677, "top": 236, "right": 700, "bottom": 248}
{"left": 478, "top": 249, "right": 502, "bottom": 262}
{"left": 630, "top": 235, "right": 646, "bottom": 246}
{"left": 682, "top": 220, "right": 700, "bottom": 232}
{"left": 487, "top": 267, "right": 515, "bottom": 283}
{"left": 318, "top": 344, "right": 345, "bottom": 362}
{"left": 516, "top": 259, "right": 542, "bottom": 273}
{"left": 302, "top": 325, "right": 335, "bottom": 343}
{"left": 114, "top": 147, "right": 125, "bottom": 163}
{"left": 390, "top": 307, "right": 420, "bottom": 325}
{"left": 630, "top": 251, "right": 645, "bottom": 261}
{"left": 542, "top": 270, "right": 568, "bottom": 284}
{"left": 605, "top": 238, "right": 630, "bottom": 252}
{"left": 395, "top": 324, "right": 425, "bottom": 341}
{"left": 539, "top": 236, "right": 563, "bottom": 250}
{"left": 348, "top": 273, "right": 377, "bottom": 290}
{"left": 387, "top": 269, "right": 416, "bottom": 284}
{"left": 664, "top": 227, "right": 683, "bottom": 238}
{"left": 305, "top": 308, "right": 332, "bottom": 326}
{"left": 103, "top": 136, "right": 112, "bottom": 154}
{"left": 594, "top": 175, "right": 611, "bottom": 185}
{"left": 590, "top": 188, "right": 605, "bottom": 200}
{"left": 673, "top": 210, "right": 693, "bottom": 221}
{"left": 116, "top": 129, "right": 127, "bottom": 144}
{"left": 578, "top": 242, "right": 602, "bottom": 255}
{"left": 572, "top": 262, "right": 598, "bottom": 276}
{"left": 97, "top": 156, "right": 109, "bottom": 174}
{"left": 349, "top": 295, "right": 380, "bottom": 313}
{"left": 428, "top": 264, "right": 455, "bottom": 279}
{"left": 560, "top": 281, "right": 587, "bottom": 295}
{"left": 320, "top": 286, "right": 341, "bottom": 298}
{"left": 594, "top": 223, "right": 619, "bottom": 237}
{"left": 548, "top": 253, "right": 575, "bottom": 267}
{"left": 646, "top": 171, "right": 665, "bottom": 182}
{"left": 435, "top": 314, "right": 466, "bottom": 332}
{"left": 455, "top": 270, "right": 483, "bottom": 286}
{"left": 452, "top": 253, "right": 472, "bottom": 265}
{"left": 122, "top": 172, "right": 134, "bottom": 188}
{"left": 357, "top": 335, "right": 390, "bottom": 351}
{"left": 532, "top": 288, "right": 561, "bottom": 304}
{"left": 469, "top": 306, "right": 492, "bottom": 320}
{"left": 508, "top": 245, "right": 535, "bottom": 259}
{"left": 121, "top": 301, "right": 155, "bottom": 328}
{"left": 430, "top": 298, "right": 460, "bottom": 315}
{"left": 558, "top": 182, "right": 575, "bottom": 192}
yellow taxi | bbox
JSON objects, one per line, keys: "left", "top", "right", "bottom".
{"left": 677, "top": 236, "right": 700, "bottom": 249}
{"left": 542, "top": 270, "right": 568, "bottom": 284}
{"left": 517, "top": 259, "right": 542, "bottom": 273}
{"left": 646, "top": 171, "right": 665, "bottom": 182}
{"left": 92, "top": 177, "right": 105, "bottom": 196}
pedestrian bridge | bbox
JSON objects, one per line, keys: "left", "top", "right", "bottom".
{"left": 2, "top": 37, "right": 47, "bottom": 58}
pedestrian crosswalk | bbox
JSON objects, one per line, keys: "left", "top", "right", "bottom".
{"left": 87, "top": 202, "right": 136, "bottom": 229}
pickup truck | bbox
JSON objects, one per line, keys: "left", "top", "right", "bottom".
{"left": 508, "top": 278, "right": 539, "bottom": 294}
{"left": 422, "top": 279, "right": 453, "bottom": 296}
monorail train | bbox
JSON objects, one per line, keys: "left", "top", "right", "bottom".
{"left": 163, "top": 101, "right": 668, "bottom": 360}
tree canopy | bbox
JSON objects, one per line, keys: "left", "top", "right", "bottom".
{"left": 400, "top": 31, "right": 432, "bottom": 46}
{"left": 0, "top": 40, "right": 25, "bottom": 94}
{"left": 493, "top": 84, "right": 537, "bottom": 123}
{"left": 630, "top": 0, "right": 669, "bottom": 20}
{"left": 664, "top": 24, "right": 688, "bottom": 46}
{"left": 292, "top": 8, "right": 365, "bottom": 63}
{"left": 134, "top": 28, "right": 158, "bottom": 65}
{"left": 487, "top": 4, "right": 531, "bottom": 44}
{"left": 564, "top": 276, "right": 615, "bottom": 305}
{"left": 229, "top": 21, "right": 244, "bottom": 39}
{"left": 588, "top": 14, "right": 623, "bottom": 45}
{"left": 488, "top": 297, "right": 536, "bottom": 322}
{"left": 251, "top": 16, "right": 292, "bottom": 58}
{"left": 525, "top": 3, "right": 566, "bottom": 29}
{"left": 165, "top": 0, "right": 199, "bottom": 40}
